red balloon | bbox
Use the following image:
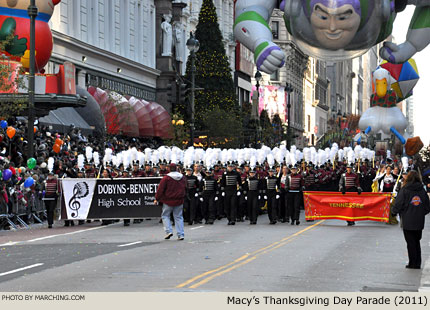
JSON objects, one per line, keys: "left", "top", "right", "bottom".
{"left": 9, "top": 167, "right": 16, "bottom": 175}
{"left": 53, "top": 144, "right": 61, "bottom": 153}
{"left": 0, "top": 134, "right": 3, "bottom": 142}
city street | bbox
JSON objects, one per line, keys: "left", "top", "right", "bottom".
{"left": 0, "top": 214, "right": 428, "bottom": 292}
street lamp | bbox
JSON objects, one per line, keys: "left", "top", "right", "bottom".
{"left": 285, "top": 82, "right": 294, "bottom": 150}
{"left": 27, "top": 0, "right": 38, "bottom": 159}
{"left": 254, "top": 70, "right": 262, "bottom": 144}
{"left": 186, "top": 32, "right": 199, "bottom": 147}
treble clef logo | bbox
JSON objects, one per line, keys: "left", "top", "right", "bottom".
{"left": 68, "top": 182, "right": 89, "bottom": 218}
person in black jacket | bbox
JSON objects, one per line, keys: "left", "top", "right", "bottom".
{"left": 392, "top": 170, "right": 430, "bottom": 269}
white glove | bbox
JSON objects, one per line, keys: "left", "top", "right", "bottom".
{"left": 200, "top": 197, "right": 203, "bottom": 202}
{"left": 276, "top": 195, "right": 280, "bottom": 199}
{"left": 263, "top": 195, "right": 267, "bottom": 200}
{"left": 258, "top": 196, "right": 261, "bottom": 200}
{"left": 245, "top": 196, "right": 248, "bottom": 200}
{"left": 237, "top": 191, "right": 241, "bottom": 196}
{"left": 221, "top": 192, "right": 225, "bottom": 197}
{"left": 195, "top": 193, "right": 199, "bottom": 197}
{"left": 214, "top": 197, "right": 218, "bottom": 201}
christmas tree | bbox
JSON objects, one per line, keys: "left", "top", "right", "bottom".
{"left": 181, "top": 0, "right": 239, "bottom": 131}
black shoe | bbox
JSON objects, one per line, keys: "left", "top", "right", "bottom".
{"left": 347, "top": 221, "right": 355, "bottom": 226}
{"left": 250, "top": 221, "right": 257, "bottom": 225}
{"left": 70, "top": 221, "right": 74, "bottom": 226}
{"left": 178, "top": 236, "right": 184, "bottom": 241}
{"left": 286, "top": 218, "right": 290, "bottom": 223}
{"left": 206, "top": 221, "right": 214, "bottom": 225}
{"left": 270, "top": 221, "right": 277, "bottom": 225}
{"left": 133, "top": 220, "right": 140, "bottom": 224}
{"left": 124, "top": 222, "right": 130, "bottom": 226}
{"left": 188, "top": 221, "right": 193, "bottom": 225}
{"left": 405, "top": 265, "right": 421, "bottom": 269}
{"left": 296, "top": 220, "right": 300, "bottom": 225}
{"left": 86, "top": 220, "right": 92, "bottom": 223}
{"left": 164, "top": 233, "right": 173, "bottom": 240}
{"left": 217, "top": 216, "right": 223, "bottom": 220}
{"left": 280, "top": 219, "right": 286, "bottom": 223}
{"left": 195, "top": 220, "right": 202, "bottom": 224}
{"left": 64, "top": 223, "right": 69, "bottom": 227}
{"left": 231, "top": 221, "right": 235, "bottom": 225}
{"left": 291, "top": 220, "right": 295, "bottom": 225}
{"left": 48, "top": 225, "right": 52, "bottom": 229}
{"left": 227, "top": 221, "right": 232, "bottom": 225}
{"left": 78, "top": 220, "right": 85, "bottom": 225}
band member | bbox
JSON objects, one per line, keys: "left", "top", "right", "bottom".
{"left": 221, "top": 162, "right": 242, "bottom": 225}
{"left": 263, "top": 167, "right": 280, "bottom": 224}
{"left": 287, "top": 164, "right": 304, "bottom": 225}
{"left": 243, "top": 168, "right": 262, "bottom": 224}
{"left": 279, "top": 165, "right": 290, "bottom": 223}
{"left": 213, "top": 163, "right": 225, "bottom": 220}
{"left": 184, "top": 166, "right": 200, "bottom": 225}
{"left": 375, "top": 164, "right": 399, "bottom": 225}
{"left": 339, "top": 163, "right": 362, "bottom": 226}
{"left": 199, "top": 168, "right": 218, "bottom": 224}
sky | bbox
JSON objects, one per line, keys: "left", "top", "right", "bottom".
{"left": 391, "top": 6, "right": 429, "bottom": 145}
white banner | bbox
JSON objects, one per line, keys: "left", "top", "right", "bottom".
{"left": 61, "top": 178, "right": 97, "bottom": 220}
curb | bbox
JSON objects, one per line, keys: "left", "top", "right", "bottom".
{"left": 419, "top": 256, "right": 430, "bottom": 291}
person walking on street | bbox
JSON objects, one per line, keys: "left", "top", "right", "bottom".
{"left": 391, "top": 170, "right": 430, "bottom": 269}
{"left": 155, "top": 163, "right": 187, "bottom": 240}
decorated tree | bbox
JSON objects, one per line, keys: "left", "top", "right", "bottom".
{"left": 180, "top": 0, "right": 239, "bottom": 131}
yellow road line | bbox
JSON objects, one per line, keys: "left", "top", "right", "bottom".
{"left": 176, "top": 220, "right": 324, "bottom": 289}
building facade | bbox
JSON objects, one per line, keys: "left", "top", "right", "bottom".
{"left": 49, "top": 0, "right": 159, "bottom": 103}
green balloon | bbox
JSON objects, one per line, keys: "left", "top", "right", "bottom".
{"left": 27, "top": 157, "right": 36, "bottom": 170}
{"left": 0, "top": 170, "right": 2, "bottom": 179}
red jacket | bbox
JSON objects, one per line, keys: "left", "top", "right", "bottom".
{"left": 155, "top": 172, "right": 186, "bottom": 207}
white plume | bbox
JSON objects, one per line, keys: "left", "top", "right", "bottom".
{"left": 47, "top": 157, "right": 54, "bottom": 173}
{"left": 78, "top": 154, "right": 85, "bottom": 171}
{"left": 85, "top": 146, "right": 93, "bottom": 162}
{"left": 93, "top": 152, "right": 100, "bottom": 167}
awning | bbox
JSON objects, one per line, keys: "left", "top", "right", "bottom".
{"left": 88, "top": 86, "right": 172, "bottom": 139}
{"left": 75, "top": 85, "right": 106, "bottom": 136}
{"left": 39, "top": 107, "right": 93, "bottom": 135}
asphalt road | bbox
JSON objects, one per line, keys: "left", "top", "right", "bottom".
{"left": 0, "top": 214, "right": 428, "bottom": 292}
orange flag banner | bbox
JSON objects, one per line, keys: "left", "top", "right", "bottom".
{"left": 303, "top": 191, "right": 392, "bottom": 222}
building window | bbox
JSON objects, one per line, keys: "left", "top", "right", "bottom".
{"left": 272, "top": 21, "right": 279, "bottom": 39}
{"left": 270, "top": 70, "right": 279, "bottom": 81}
{"left": 307, "top": 115, "right": 311, "bottom": 132}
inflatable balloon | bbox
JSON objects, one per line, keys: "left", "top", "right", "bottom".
{"left": 0, "top": 0, "right": 61, "bottom": 71}
{"left": 6, "top": 127, "right": 15, "bottom": 139}
{"left": 34, "top": 126, "right": 37, "bottom": 133}
{"left": 9, "top": 167, "right": 16, "bottom": 176}
{"left": 234, "top": 0, "right": 430, "bottom": 73}
{"left": 378, "top": 59, "right": 419, "bottom": 100}
{"left": 27, "top": 157, "right": 36, "bottom": 170}
{"left": 24, "top": 177, "right": 34, "bottom": 188}
{"left": 2, "top": 169, "right": 11, "bottom": 181}
{"left": 55, "top": 138, "right": 63, "bottom": 145}
{"left": 53, "top": 143, "right": 61, "bottom": 153}
{"left": 0, "top": 134, "right": 3, "bottom": 142}
{"left": 0, "top": 120, "right": 7, "bottom": 129}
{"left": 358, "top": 67, "right": 422, "bottom": 154}
{"left": 0, "top": 170, "right": 2, "bottom": 179}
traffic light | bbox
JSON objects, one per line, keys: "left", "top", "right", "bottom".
{"left": 166, "top": 83, "right": 177, "bottom": 106}
{"left": 178, "top": 83, "right": 188, "bottom": 105}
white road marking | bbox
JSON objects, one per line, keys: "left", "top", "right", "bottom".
{"left": 190, "top": 226, "right": 204, "bottom": 230}
{"left": 0, "top": 225, "right": 108, "bottom": 246}
{"left": 0, "top": 263, "right": 44, "bottom": 277}
{"left": 0, "top": 241, "right": 19, "bottom": 246}
{"left": 118, "top": 241, "right": 143, "bottom": 247}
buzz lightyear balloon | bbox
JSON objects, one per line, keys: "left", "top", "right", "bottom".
{"left": 234, "top": 0, "right": 430, "bottom": 73}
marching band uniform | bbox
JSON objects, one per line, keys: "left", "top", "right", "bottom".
{"left": 339, "top": 165, "right": 362, "bottom": 226}
{"left": 213, "top": 165, "right": 225, "bottom": 220}
{"left": 279, "top": 168, "right": 290, "bottom": 223}
{"left": 221, "top": 163, "right": 242, "bottom": 225}
{"left": 263, "top": 170, "right": 280, "bottom": 224}
{"left": 199, "top": 171, "right": 219, "bottom": 224}
{"left": 287, "top": 166, "right": 304, "bottom": 225}
{"left": 184, "top": 169, "right": 200, "bottom": 225}
{"left": 243, "top": 170, "right": 262, "bottom": 224}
